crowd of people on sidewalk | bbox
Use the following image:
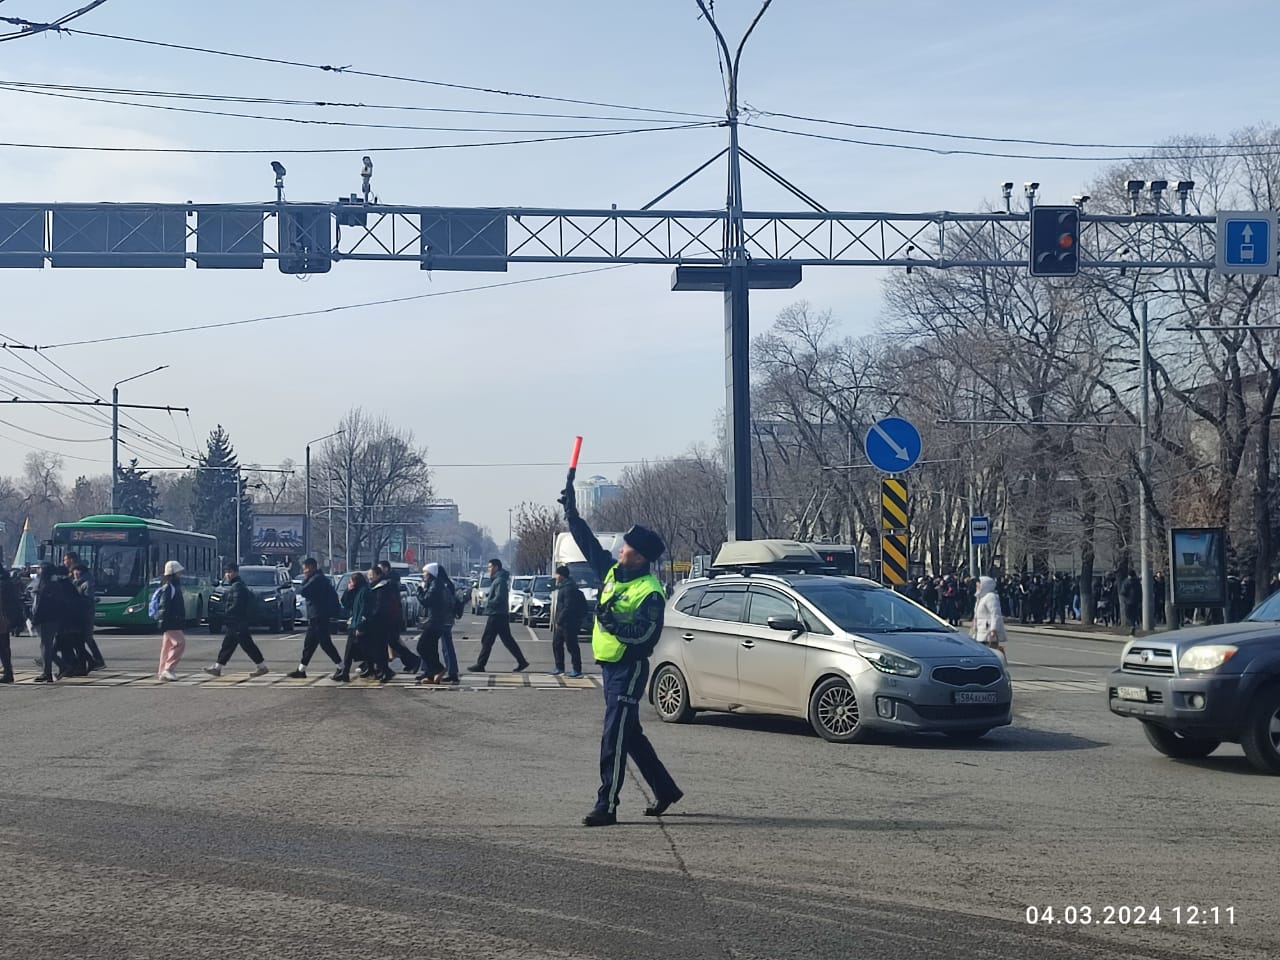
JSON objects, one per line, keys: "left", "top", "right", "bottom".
{"left": 898, "top": 568, "right": 1280, "bottom": 635}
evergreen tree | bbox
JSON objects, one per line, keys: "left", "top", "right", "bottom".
{"left": 116, "top": 460, "right": 159, "bottom": 518}
{"left": 191, "top": 425, "right": 254, "bottom": 561}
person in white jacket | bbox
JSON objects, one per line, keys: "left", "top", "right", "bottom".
{"left": 972, "top": 576, "right": 1007, "bottom": 659}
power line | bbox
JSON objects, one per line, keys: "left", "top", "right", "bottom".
{"left": 0, "top": 84, "right": 706, "bottom": 135}
{"left": 63, "top": 27, "right": 714, "bottom": 120}
{"left": 0, "top": 0, "right": 109, "bottom": 42}
{"left": 748, "top": 106, "right": 1280, "bottom": 153}
{"left": 38, "top": 265, "right": 633, "bottom": 349}
{"left": 0, "top": 122, "right": 716, "bottom": 155}
{"left": 0, "top": 80, "right": 708, "bottom": 124}
{"left": 745, "top": 120, "right": 1280, "bottom": 162}
{"left": 0, "top": 416, "right": 107, "bottom": 443}
{"left": 0, "top": 428, "right": 109, "bottom": 463}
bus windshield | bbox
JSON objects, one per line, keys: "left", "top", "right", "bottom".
{"left": 62, "top": 544, "right": 147, "bottom": 597}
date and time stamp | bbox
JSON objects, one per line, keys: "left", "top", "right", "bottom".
{"left": 1025, "top": 905, "right": 1237, "bottom": 927}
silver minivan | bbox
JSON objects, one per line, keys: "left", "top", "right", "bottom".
{"left": 650, "top": 571, "right": 1012, "bottom": 743}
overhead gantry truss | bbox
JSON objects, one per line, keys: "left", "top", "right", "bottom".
{"left": 0, "top": 201, "right": 1219, "bottom": 272}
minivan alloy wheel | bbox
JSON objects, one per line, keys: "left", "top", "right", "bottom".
{"left": 808, "top": 677, "right": 869, "bottom": 743}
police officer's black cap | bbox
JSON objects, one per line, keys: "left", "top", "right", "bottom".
{"left": 623, "top": 524, "right": 665, "bottom": 563}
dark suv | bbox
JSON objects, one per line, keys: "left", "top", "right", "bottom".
{"left": 207, "top": 565, "right": 298, "bottom": 633}
{"left": 1108, "top": 589, "right": 1280, "bottom": 774}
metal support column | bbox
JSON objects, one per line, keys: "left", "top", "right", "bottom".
{"left": 725, "top": 261, "right": 752, "bottom": 541}
{"left": 1139, "top": 301, "right": 1154, "bottom": 632}
{"left": 110, "top": 386, "right": 119, "bottom": 514}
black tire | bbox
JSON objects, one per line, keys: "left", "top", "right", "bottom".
{"left": 945, "top": 728, "right": 993, "bottom": 742}
{"left": 1141, "top": 721, "right": 1221, "bottom": 759}
{"left": 808, "top": 676, "right": 869, "bottom": 744}
{"left": 651, "top": 664, "right": 695, "bottom": 723}
{"left": 1240, "top": 684, "right": 1280, "bottom": 775}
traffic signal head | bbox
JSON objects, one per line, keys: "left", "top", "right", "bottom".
{"left": 1029, "top": 204, "right": 1080, "bottom": 277}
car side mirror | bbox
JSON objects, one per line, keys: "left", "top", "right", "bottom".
{"left": 767, "top": 616, "right": 805, "bottom": 634}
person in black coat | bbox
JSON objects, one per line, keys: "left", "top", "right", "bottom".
{"left": 361, "top": 565, "right": 398, "bottom": 683}
{"left": 204, "top": 563, "right": 268, "bottom": 677}
{"left": 29, "top": 563, "right": 70, "bottom": 683}
{"left": 550, "top": 564, "right": 586, "bottom": 678}
{"left": 0, "top": 563, "right": 23, "bottom": 683}
{"left": 288, "top": 558, "right": 342, "bottom": 679}
{"left": 377, "top": 560, "right": 420, "bottom": 675}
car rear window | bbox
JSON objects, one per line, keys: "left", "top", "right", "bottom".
{"left": 674, "top": 585, "right": 706, "bottom": 615}
{"left": 697, "top": 586, "right": 747, "bottom": 624}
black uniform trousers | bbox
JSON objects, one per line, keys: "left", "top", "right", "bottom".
{"left": 300, "top": 618, "right": 341, "bottom": 667}
{"left": 594, "top": 658, "right": 679, "bottom": 816}
{"left": 475, "top": 613, "right": 527, "bottom": 669}
{"left": 0, "top": 629, "right": 12, "bottom": 678}
{"left": 341, "top": 630, "right": 388, "bottom": 676}
{"left": 217, "top": 625, "right": 265, "bottom": 666}
{"left": 83, "top": 631, "right": 104, "bottom": 666}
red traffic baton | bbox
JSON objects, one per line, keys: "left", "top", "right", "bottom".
{"left": 566, "top": 435, "right": 584, "bottom": 486}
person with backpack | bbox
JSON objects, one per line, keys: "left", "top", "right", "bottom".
{"left": 63, "top": 552, "right": 105, "bottom": 670}
{"left": 203, "top": 563, "right": 268, "bottom": 678}
{"left": 414, "top": 562, "right": 457, "bottom": 684}
{"left": 550, "top": 564, "right": 586, "bottom": 678}
{"left": 154, "top": 560, "right": 187, "bottom": 681}
{"left": 288, "top": 558, "right": 342, "bottom": 679}
{"left": 0, "top": 562, "right": 22, "bottom": 683}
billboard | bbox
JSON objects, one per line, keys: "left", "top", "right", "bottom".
{"left": 1168, "top": 527, "right": 1227, "bottom": 607}
{"left": 252, "top": 514, "right": 305, "bottom": 555}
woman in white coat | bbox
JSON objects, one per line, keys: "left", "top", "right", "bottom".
{"left": 972, "top": 576, "right": 1007, "bottom": 660}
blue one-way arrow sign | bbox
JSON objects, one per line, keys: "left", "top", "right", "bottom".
{"left": 865, "top": 417, "right": 922, "bottom": 472}
{"left": 1216, "top": 211, "right": 1278, "bottom": 275}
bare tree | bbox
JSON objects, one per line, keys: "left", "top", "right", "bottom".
{"left": 512, "top": 502, "right": 561, "bottom": 574}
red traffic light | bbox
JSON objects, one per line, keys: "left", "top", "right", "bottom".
{"left": 1058, "top": 233, "right": 1075, "bottom": 249}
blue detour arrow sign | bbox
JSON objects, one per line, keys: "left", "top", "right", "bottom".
{"left": 864, "top": 417, "right": 922, "bottom": 472}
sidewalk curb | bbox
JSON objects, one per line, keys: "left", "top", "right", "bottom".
{"left": 1005, "top": 624, "right": 1155, "bottom": 645}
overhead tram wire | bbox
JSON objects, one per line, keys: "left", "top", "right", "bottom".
{"left": 0, "top": 80, "right": 710, "bottom": 125}
{"left": 0, "top": 334, "right": 196, "bottom": 462}
{"left": 0, "top": 0, "right": 110, "bottom": 42}
{"left": 0, "top": 84, "right": 709, "bottom": 136}
{"left": 37, "top": 265, "right": 635, "bottom": 350}
{"left": 61, "top": 27, "right": 716, "bottom": 121}
{"left": 0, "top": 122, "right": 718, "bottom": 155}
{"left": 747, "top": 106, "right": 1280, "bottom": 153}
{"left": 744, "top": 121, "right": 1280, "bottom": 162}
{"left": 32, "top": 349, "right": 199, "bottom": 463}
{"left": 0, "top": 427, "right": 110, "bottom": 463}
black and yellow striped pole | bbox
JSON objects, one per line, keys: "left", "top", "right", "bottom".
{"left": 881, "top": 477, "right": 909, "bottom": 586}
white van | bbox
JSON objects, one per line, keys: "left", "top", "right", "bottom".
{"left": 550, "top": 530, "right": 624, "bottom": 631}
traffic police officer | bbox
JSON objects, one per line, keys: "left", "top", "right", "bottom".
{"left": 560, "top": 484, "right": 683, "bottom": 827}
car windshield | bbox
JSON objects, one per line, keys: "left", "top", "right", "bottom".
{"left": 792, "top": 580, "right": 950, "bottom": 633}
{"left": 530, "top": 576, "right": 553, "bottom": 596}
{"left": 239, "top": 569, "right": 277, "bottom": 587}
{"left": 1246, "top": 590, "right": 1280, "bottom": 621}
{"left": 566, "top": 561, "right": 602, "bottom": 589}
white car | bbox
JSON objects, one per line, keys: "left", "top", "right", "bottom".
{"left": 509, "top": 575, "right": 533, "bottom": 616}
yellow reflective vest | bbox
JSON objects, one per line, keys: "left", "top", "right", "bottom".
{"left": 591, "top": 566, "right": 665, "bottom": 663}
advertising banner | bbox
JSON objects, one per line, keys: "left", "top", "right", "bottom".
{"left": 252, "top": 514, "right": 305, "bottom": 554}
{"left": 1168, "top": 527, "right": 1227, "bottom": 607}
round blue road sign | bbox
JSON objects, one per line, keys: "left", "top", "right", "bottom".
{"left": 864, "top": 417, "right": 922, "bottom": 472}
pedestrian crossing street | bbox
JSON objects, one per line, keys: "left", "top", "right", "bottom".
{"left": 3, "top": 671, "right": 1100, "bottom": 694}
{"left": 3, "top": 670, "right": 603, "bottom": 690}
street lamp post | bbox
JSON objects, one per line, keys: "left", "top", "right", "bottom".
{"left": 111, "top": 365, "right": 168, "bottom": 513}
{"left": 304, "top": 430, "right": 344, "bottom": 560}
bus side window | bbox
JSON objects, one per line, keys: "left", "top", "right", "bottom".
{"left": 150, "top": 545, "right": 161, "bottom": 579}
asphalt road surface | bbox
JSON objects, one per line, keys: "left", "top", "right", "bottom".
{"left": 0, "top": 618, "right": 1274, "bottom": 960}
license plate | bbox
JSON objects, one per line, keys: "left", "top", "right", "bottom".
{"left": 953, "top": 691, "right": 1000, "bottom": 704}
{"left": 1116, "top": 685, "right": 1148, "bottom": 702}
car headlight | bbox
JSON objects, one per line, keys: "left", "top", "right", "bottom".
{"left": 125, "top": 604, "right": 141, "bottom": 615}
{"left": 1179, "top": 645, "right": 1237, "bottom": 672}
{"left": 263, "top": 596, "right": 277, "bottom": 603}
{"left": 861, "top": 648, "right": 922, "bottom": 677}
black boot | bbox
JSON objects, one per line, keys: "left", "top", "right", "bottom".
{"left": 582, "top": 808, "right": 617, "bottom": 828}
{"left": 644, "top": 789, "right": 684, "bottom": 817}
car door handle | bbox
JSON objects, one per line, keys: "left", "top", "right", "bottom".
{"left": 682, "top": 633, "right": 695, "bottom": 642}
{"left": 741, "top": 640, "right": 755, "bottom": 649}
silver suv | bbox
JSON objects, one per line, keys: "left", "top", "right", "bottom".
{"left": 650, "top": 572, "right": 1012, "bottom": 743}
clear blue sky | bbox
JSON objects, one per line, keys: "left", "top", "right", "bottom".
{"left": 2, "top": 0, "right": 1277, "bottom": 539}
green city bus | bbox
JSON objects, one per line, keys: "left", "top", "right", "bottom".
{"left": 49, "top": 515, "right": 219, "bottom": 629}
